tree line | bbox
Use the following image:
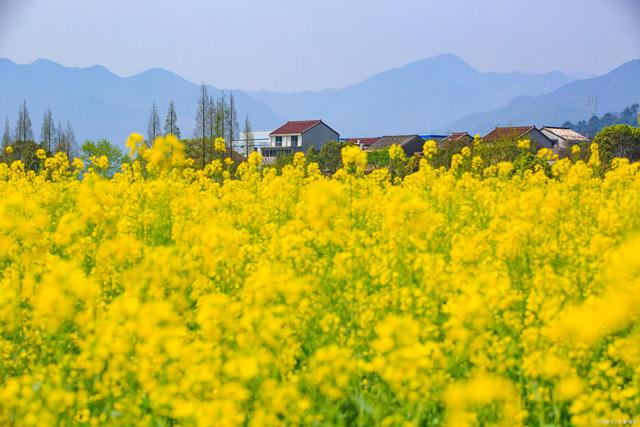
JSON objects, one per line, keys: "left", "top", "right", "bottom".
{"left": 1, "top": 83, "right": 255, "bottom": 172}
{"left": 563, "top": 103, "right": 640, "bottom": 138}
{"left": 2, "top": 101, "right": 77, "bottom": 169}
{"left": 146, "top": 84, "right": 254, "bottom": 169}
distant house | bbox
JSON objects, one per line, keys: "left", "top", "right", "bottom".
{"left": 261, "top": 120, "right": 339, "bottom": 161}
{"left": 368, "top": 135, "right": 425, "bottom": 157}
{"left": 233, "top": 131, "right": 271, "bottom": 153}
{"left": 541, "top": 126, "right": 590, "bottom": 151}
{"left": 483, "top": 126, "right": 554, "bottom": 148}
{"left": 439, "top": 132, "right": 473, "bottom": 149}
{"left": 344, "top": 137, "right": 381, "bottom": 150}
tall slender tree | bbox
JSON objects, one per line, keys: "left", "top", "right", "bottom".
{"left": 147, "top": 102, "right": 162, "bottom": 144}
{"left": 64, "top": 122, "right": 76, "bottom": 158}
{"left": 54, "top": 121, "right": 75, "bottom": 157}
{"left": 14, "top": 100, "right": 33, "bottom": 142}
{"left": 194, "top": 83, "right": 211, "bottom": 169}
{"left": 2, "top": 117, "right": 11, "bottom": 150}
{"left": 41, "top": 109, "right": 55, "bottom": 152}
{"left": 225, "top": 92, "right": 239, "bottom": 158}
{"left": 207, "top": 95, "right": 218, "bottom": 160}
{"left": 243, "top": 115, "right": 253, "bottom": 159}
{"left": 215, "top": 92, "right": 227, "bottom": 145}
{"left": 164, "top": 101, "right": 180, "bottom": 138}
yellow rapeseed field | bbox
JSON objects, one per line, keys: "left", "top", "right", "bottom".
{"left": 0, "top": 134, "right": 638, "bottom": 426}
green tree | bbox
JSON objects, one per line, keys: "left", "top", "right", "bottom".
{"left": 164, "top": 101, "right": 180, "bottom": 138}
{"left": 592, "top": 124, "right": 640, "bottom": 167}
{"left": 80, "top": 139, "right": 126, "bottom": 176}
{"left": 314, "top": 141, "right": 349, "bottom": 175}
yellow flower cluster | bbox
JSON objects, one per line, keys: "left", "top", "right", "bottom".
{"left": 0, "top": 135, "right": 638, "bottom": 426}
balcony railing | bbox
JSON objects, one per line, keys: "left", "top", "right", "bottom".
{"left": 259, "top": 146, "right": 304, "bottom": 158}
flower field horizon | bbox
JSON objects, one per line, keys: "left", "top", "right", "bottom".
{"left": 0, "top": 135, "right": 638, "bottom": 426}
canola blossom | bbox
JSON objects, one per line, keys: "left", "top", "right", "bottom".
{"left": 0, "top": 135, "right": 639, "bottom": 426}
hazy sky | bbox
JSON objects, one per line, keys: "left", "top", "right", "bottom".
{"left": 0, "top": 0, "right": 639, "bottom": 92}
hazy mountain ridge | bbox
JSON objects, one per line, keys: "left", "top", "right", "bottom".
{"left": 248, "top": 53, "right": 575, "bottom": 136}
{"left": 444, "top": 59, "right": 640, "bottom": 135}
{"left": 0, "top": 54, "right": 636, "bottom": 145}
{"left": 0, "top": 58, "right": 283, "bottom": 147}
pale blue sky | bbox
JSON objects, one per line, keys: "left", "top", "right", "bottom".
{"left": 0, "top": 0, "right": 639, "bottom": 92}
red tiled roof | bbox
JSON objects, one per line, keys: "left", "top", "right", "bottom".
{"left": 483, "top": 126, "right": 535, "bottom": 142}
{"left": 270, "top": 120, "right": 322, "bottom": 135}
{"left": 345, "top": 137, "right": 380, "bottom": 147}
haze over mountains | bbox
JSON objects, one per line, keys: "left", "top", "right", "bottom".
{"left": 247, "top": 54, "right": 575, "bottom": 136}
{"left": 446, "top": 59, "right": 640, "bottom": 134}
{"left": 0, "top": 53, "right": 637, "bottom": 146}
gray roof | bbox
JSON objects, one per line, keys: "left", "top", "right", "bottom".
{"left": 369, "top": 135, "right": 422, "bottom": 150}
{"left": 542, "top": 127, "right": 590, "bottom": 142}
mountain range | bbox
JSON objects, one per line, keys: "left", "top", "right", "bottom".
{"left": 0, "top": 54, "right": 638, "bottom": 146}
{"left": 446, "top": 59, "right": 640, "bottom": 134}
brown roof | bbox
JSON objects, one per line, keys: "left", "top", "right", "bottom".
{"left": 345, "top": 137, "right": 380, "bottom": 147}
{"left": 369, "top": 135, "right": 423, "bottom": 150}
{"left": 483, "top": 126, "right": 536, "bottom": 142}
{"left": 270, "top": 120, "right": 322, "bottom": 135}
{"left": 441, "top": 132, "right": 472, "bottom": 143}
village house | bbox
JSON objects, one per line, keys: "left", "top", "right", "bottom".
{"left": 343, "top": 137, "right": 381, "bottom": 150}
{"left": 368, "top": 135, "right": 425, "bottom": 157}
{"left": 483, "top": 126, "right": 555, "bottom": 148}
{"left": 439, "top": 132, "right": 473, "bottom": 149}
{"left": 260, "top": 120, "right": 339, "bottom": 162}
{"left": 540, "top": 126, "right": 590, "bottom": 150}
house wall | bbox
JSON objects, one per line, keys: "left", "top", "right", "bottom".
{"left": 527, "top": 129, "right": 554, "bottom": 149}
{"left": 401, "top": 136, "right": 426, "bottom": 156}
{"left": 301, "top": 123, "right": 340, "bottom": 151}
{"left": 541, "top": 129, "right": 564, "bottom": 149}
{"left": 269, "top": 133, "right": 302, "bottom": 148}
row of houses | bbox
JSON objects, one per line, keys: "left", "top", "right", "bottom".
{"left": 234, "top": 120, "right": 591, "bottom": 162}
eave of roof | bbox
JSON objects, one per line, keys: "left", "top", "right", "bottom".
{"left": 270, "top": 120, "right": 322, "bottom": 136}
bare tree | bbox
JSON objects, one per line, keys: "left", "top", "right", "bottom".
{"left": 194, "top": 83, "right": 211, "bottom": 168}
{"left": 41, "top": 109, "right": 55, "bottom": 152}
{"left": 54, "top": 121, "right": 75, "bottom": 157}
{"left": 225, "top": 91, "right": 239, "bottom": 158}
{"left": 14, "top": 100, "right": 33, "bottom": 142}
{"left": 147, "top": 102, "right": 161, "bottom": 144}
{"left": 164, "top": 101, "right": 180, "bottom": 138}
{"left": 207, "top": 95, "right": 217, "bottom": 159}
{"left": 215, "top": 92, "right": 226, "bottom": 146}
{"left": 2, "top": 117, "right": 11, "bottom": 150}
{"left": 243, "top": 115, "right": 253, "bottom": 158}
{"left": 64, "top": 122, "right": 76, "bottom": 158}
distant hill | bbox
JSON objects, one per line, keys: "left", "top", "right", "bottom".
{"left": 0, "top": 58, "right": 283, "bottom": 147}
{"left": 445, "top": 59, "right": 640, "bottom": 135}
{"left": 248, "top": 53, "right": 575, "bottom": 137}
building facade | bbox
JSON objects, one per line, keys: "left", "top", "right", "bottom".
{"left": 260, "top": 120, "right": 340, "bottom": 162}
{"left": 540, "top": 127, "right": 590, "bottom": 151}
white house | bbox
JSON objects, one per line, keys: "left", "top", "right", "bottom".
{"left": 260, "top": 120, "right": 339, "bottom": 162}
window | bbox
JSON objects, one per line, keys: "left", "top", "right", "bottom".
{"left": 275, "top": 136, "right": 282, "bottom": 147}
{"left": 291, "top": 135, "right": 299, "bottom": 147}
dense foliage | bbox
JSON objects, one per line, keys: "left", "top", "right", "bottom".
{"left": 564, "top": 103, "right": 639, "bottom": 138}
{"left": 0, "top": 135, "right": 638, "bottom": 426}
